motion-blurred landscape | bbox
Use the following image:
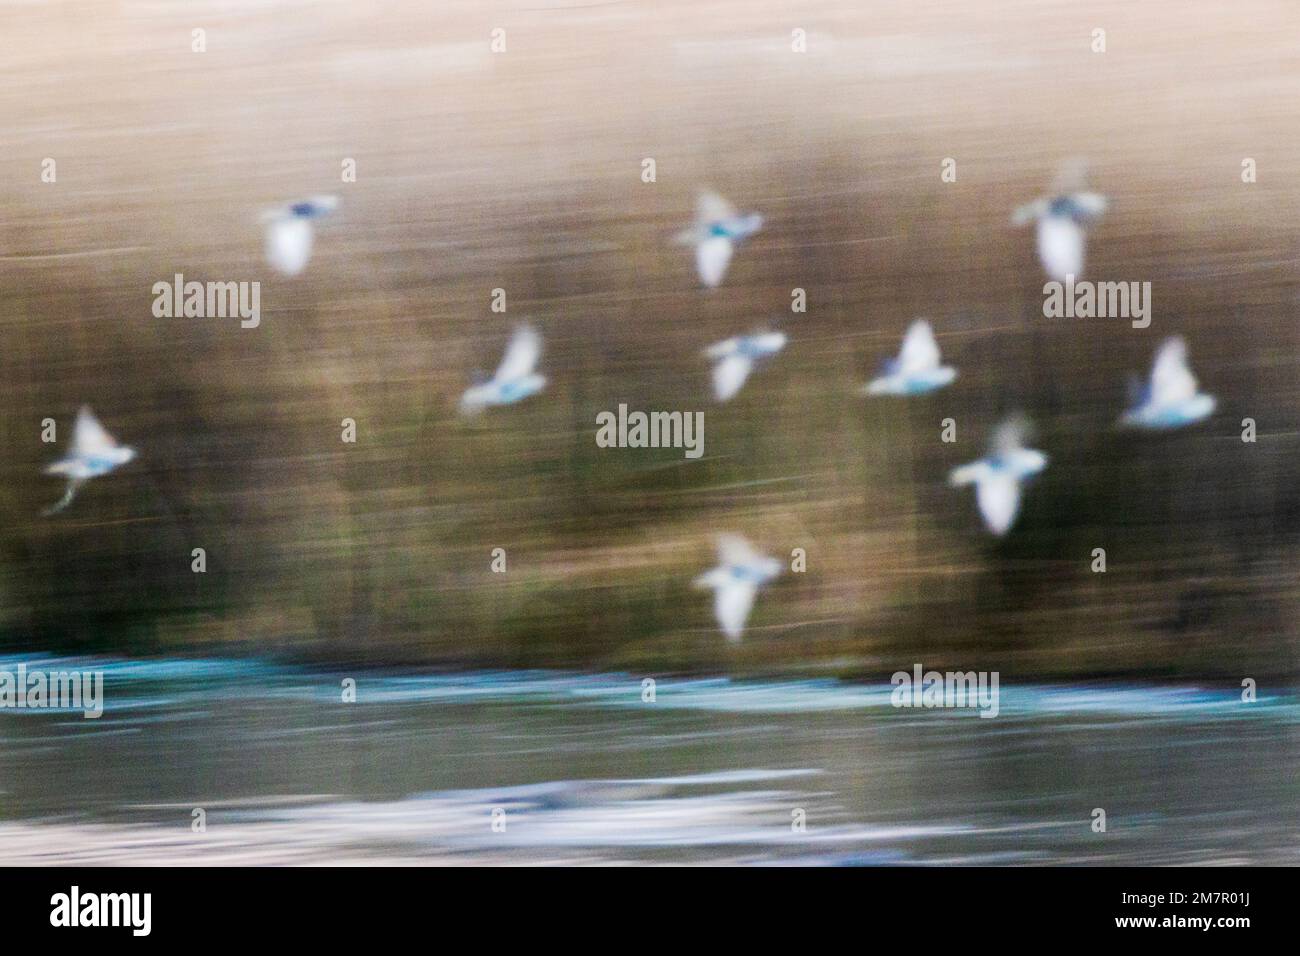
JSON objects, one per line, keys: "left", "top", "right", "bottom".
{"left": 2, "top": 0, "right": 1299, "bottom": 869}
{"left": 2, "top": 0, "right": 1299, "bottom": 682}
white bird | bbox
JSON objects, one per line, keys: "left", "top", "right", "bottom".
{"left": 948, "top": 416, "right": 1048, "bottom": 536}
{"left": 703, "top": 331, "right": 787, "bottom": 402}
{"left": 262, "top": 195, "right": 338, "bottom": 276}
{"left": 459, "top": 325, "right": 547, "bottom": 414}
{"left": 864, "top": 319, "right": 957, "bottom": 396}
{"left": 1119, "top": 336, "right": 1216, "bottom": 429}
{"left": 43, "top": 406, "right": 136, "bottom": 515}
{"left": 693, "top": 534, "right": 782, "bottom": 642}
{"left": 1012, "top": 190, "right": 1107, "bottom": 281}
{"left": 674, "top": 190, "right": 763, "bottom": 288}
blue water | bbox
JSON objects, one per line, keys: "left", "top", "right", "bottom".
{"left": 0, "top": 656, "right": 1295, "bottom": 864}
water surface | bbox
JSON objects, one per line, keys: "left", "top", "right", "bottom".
{"left": 1, "top": 656, "right": 1295, "bottom": 864}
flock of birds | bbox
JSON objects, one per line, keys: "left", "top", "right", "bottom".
{"left": 42, "top": 177, "right": 1222, "bottom": 642}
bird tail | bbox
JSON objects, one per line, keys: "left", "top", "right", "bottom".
{"left": 42, "top": 480, "right": 82, "bottom": 517}
{"left": 948, "top": 463, "right": 983, "bottom": 487}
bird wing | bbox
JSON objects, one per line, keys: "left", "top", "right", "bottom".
{"left": 303, "top": 194, "right": 339, "bottom": 216}
{"left": 989, "top": 414, "right": 1031, "bottom": 456}
{"left": 711, "top": 354, "right": 753, "bottom": 401}
{"left": 716, "top": 533, "right": 761, "bottom": 568}
{"left": 72, "top": 406, "right": 118, "bottom": 457}
{"left": 703, "top": 336, "right": 741, "bottom": 360}
{"left": 695, "top": 235, "right": 734, "bottom": 288}
{"left": 494, "top": 325, "right": 542, "bottom": 383}
{"left": 693, "top": 567, "right": 728, "bottom": 590}
{"left": 897, "top": 319, "right": 940, "bottom": 374}
{"left": 1149, "top": 337, "right": 1197, "bottom": 407}
{"left": 749, "top": 331, "right": 788, "bottom": 356}
{"left": 696, "top": 189, "right": 737, "bottom": 224}
{"left": 458, "top": 384, "right": 490, "bottom": 415}
{"left": 948, "top": 461, "right": 988, "bottom": 487}
{"left": 1011, "top": 198, "right": 1047, "bottom": 226}
{"left": 1049, "top": 157, "right": 1091, "bottom": 196}
{"left": 864, "top": 374, "right": 897, "bottom": 396}
{"left": 976, "top": 472, "right": 1022, "bottom": 536}
{"left": 1069, "top": 191, "right": 1108, "bottom": 220}
{"left": 715, "top": 580, "right": 758, "bottom": 642}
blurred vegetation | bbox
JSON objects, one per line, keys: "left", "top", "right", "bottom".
{"left": 1, "top": 0, "right": 1298, "bottom": 679}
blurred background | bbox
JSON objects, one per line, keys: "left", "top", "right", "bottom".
{"left": 3, "top": 0, "right": 1298, "bottom": 679}
{"left": 1, "top": 0, "right": 1298, "bottom": 867}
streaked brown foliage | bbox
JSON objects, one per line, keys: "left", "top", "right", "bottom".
{"left": 1, "top": 1, "right": 1298, "bottom": 677}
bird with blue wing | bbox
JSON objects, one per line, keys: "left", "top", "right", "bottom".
{"left": 262, "top": 195, "right": 338, "bottom": 276}
{"left": 1013, "top": 163, "right": 1107, "bottom": 281}
{"left": 459, "top": 325, "right": 547, "bottom": 414}
{"left": 703, "top": 331, "right": 786, "bottom": 402}
{"left": 948, "top": 415, "right": 1048, "bottom": 537}
{"left": 864, "top": 319, "right": 957, "bottom": 396}
{"left": 694, "top": 534, "right": 782, "bottom": 642}
{"left": 43, "top": 406, "right": 137, "bottom": 516}
{"left": 1119, "top": 336, "right": 1216, "bottom": 429}
{"left": 674, "top": 190, "right": 763, "bottom": 288}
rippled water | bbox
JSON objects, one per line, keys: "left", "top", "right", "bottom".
{"left": 0, "top": 656, "right": 1295, "bottom": 864}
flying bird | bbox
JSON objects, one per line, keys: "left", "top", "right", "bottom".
{"left": 704, "top": 331, "right": 787, "bottom": 402}
{"left": 43, "top": 406, "right": 136, "bottom": 515}
{"left": 1119, "top": 336, "right": 1217, "bottom": 429}
{"left": 693, "top": 534, "right": 782, "bottom": 642}
{"left": 674, "top": 190, "right": 763, "bottom": 288}
{"left": 263, "top": 195, "right": 338, "bottom": 276}
{"left": 1012, "top": 165, "right": 1107, "bottom": 280}
{"left": 948, "top": 416, "right": 1048, "bottom": 536}
{"left": 864, "top": 319, "right": 957, "bottom": 396}
{"left": 459, "top": 325, "right": 547, "bottom": 414}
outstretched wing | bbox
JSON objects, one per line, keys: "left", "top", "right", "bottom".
{"left": 714, "top": 580, "right": 758, "bottom": 642}
{"left": 897, "top": 319, "right": 941, "bottom": 375}
{"left": 696, "top": 235, "right": 734, "bottom": 288}
{"left": 1149, "top": 336, "right": 1197, "bottom": 407}
{"left": 716, "top": 533, "right": 760, "bottom": 568}
{"left": 696, "top": 189, "right": 737, "bottom": 225}
{"left": 746, "top": 331, "right": 787, "bottom": 357}
{"left": 711, "top": 354, "right": 753, "bottom": 401}
{"left": 72, "top": 406, "right": 118, "bottom": 457}
{"left": 1011, "top": 197, "right": 1047, "bottom": 226}
{"left": 494, "top": 325, "right": 542, "bottom": 383}
{"left": 299, "top": 194, "right": 339, "bottom": 217}
{"left": 976, "top": 472, "right": 1022, "bottom": 536}
{"left": 1068, "top": 191, "right": 1108, "bottom": 220}
{"left": 1049, "top": 157, "right": 1091, "bottom": 196}
{"left": 989, "top": 414, "right": 1031, "bottom": 456}
{"left": 948, "top": 461, "right": 989, "bottom": 487}
{"left": 704, "top": 336, "right": 741, "bottom": 360}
